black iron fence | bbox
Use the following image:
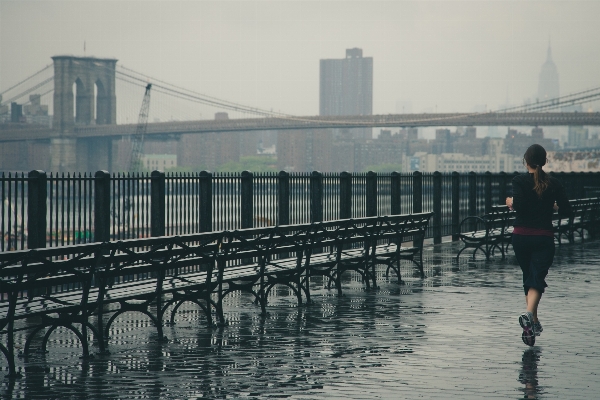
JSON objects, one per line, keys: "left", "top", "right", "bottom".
{"left": 1, "top": 172, "right": 26, "bottom": 252}
{"left": 2, "top": 169, "right": 599, "bottom": 251}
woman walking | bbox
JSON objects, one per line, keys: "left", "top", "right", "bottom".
{"left": 506, "top": 144, "right": 572, "bottom": 346}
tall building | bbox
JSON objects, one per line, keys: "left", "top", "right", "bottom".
{"left": 567, "top": 126, "right": 589, "bottom": 149}
{"left": 320, "top": 48, "right": 373, "bottom": 140}
{"left": 177, "top": 112, "right": 240, "bottom": 171}
{"left": 537, "top": 43, "right": 565, "bottom": 143}
{"left": 538, "top": 44, "right": 559, "bottom": 102}
{"left": 277, "top": 129, "right": 332, "bottom": 172}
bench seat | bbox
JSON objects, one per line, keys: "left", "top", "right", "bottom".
{"left": 0, "top": 213, "right": 434, "bottom": 378}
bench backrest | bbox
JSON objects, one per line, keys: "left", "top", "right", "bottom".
{"left": 0, "top": 213, "right": 434, "bottom": 311}
{"left": 376, "top": 213, "right": 433, "bottom": 246}
{"left": 486, "top": 205, "right": 515, "bottom": 233}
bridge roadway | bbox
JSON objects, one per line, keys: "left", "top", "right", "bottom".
{"left": 2, "top": 112, "right": 600, "bottom": 142}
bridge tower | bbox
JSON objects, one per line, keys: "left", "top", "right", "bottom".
{"left": 52, "top": 55, "right": 117, "bottom": 131}
{"left": 51, "top": 56, "right": 117, "bottom": 171}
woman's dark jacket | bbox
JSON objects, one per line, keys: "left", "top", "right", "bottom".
{"left": 512, "top": 173, "right": 572, "bottom": 231}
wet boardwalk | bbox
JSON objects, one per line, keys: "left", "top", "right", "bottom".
{"left": 2, "top": 239, "right": 599, "bottom": 399}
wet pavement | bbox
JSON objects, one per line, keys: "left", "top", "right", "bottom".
{"left": 2, "top": 239, "right": 599, "bottom": 399}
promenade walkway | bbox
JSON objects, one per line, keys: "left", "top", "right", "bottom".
{"left": 2, "top": 239, "right": 599, "bottom": 399}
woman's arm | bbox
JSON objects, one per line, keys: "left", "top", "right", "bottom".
{"left": 511, "top": 177, "right": 525, "bottom": 212}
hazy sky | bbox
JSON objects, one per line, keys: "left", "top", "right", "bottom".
{"left": 2, "top": 0, "right": 600, "bottom": 118}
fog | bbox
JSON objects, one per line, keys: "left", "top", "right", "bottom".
{"left": 2, "top": 0, "right": 600, "bottom": 117}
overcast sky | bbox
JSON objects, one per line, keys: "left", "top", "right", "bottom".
{"left": 2, "top": 0, "right": 600, "bottom": 118}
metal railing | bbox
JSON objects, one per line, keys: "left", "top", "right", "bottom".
{"left": 1, "top": 172, "right": 26, "bottom": 251}
{"left": 48, "top": 172, "right": 95, "bottom": 246}
{"left": 2, "top": 169, "right": 599, "bottom": 251}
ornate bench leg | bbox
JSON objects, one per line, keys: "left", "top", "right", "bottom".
{"left": 301, "top": 268, "right": 312, "bottom": 304}
{"left": 41, "top": 324, "right": 90, "bottom": 358}
{"left": 370, "top": 260, "right": 378, "bottom": 289}
{"left": 0, "top": 343, "right": 18, "bottom": 378}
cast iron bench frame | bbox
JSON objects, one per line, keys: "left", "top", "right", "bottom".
{"left": 0, "top": 212, "right": 432, "bottom": 378}
{"left": 456, "top": 198, "right": 600, "bottom": 261}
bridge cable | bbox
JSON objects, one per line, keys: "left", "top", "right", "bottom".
{"left": 118, "top": 64, "right": 600, "bottom": 122}
{"left": 0, "top": 64, "right": 53, "bottom": 97}
{"left": 117, "top": 65, "right": 296, "bottom": 118}
{"left": 504, "top": 92, "right": 600, "bottom": 113}
{"left": 116, "top": 68, "right": 296, "bottom": 119}
{"left": 0, "top": 77, "right": 54, "bottom": 106}
{"left": 67, "top": 60, "right": 600, "bottom": 127}
{"left": 115, "top": 75, "right": 270, "bottom": 119}
{"left": 102, "top": 62, "right": 600, "bottom": 125}
{"left": 494, "top": 86, "right": 600, "bottom": 113}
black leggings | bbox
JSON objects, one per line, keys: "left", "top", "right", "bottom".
{"left": 512, "top": 234, "right": 555, "bottom": 295}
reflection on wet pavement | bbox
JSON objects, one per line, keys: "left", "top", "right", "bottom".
{"left": 1, "top": 240, "right": 599, "bottom": 399}
{"left": 519, "top": 348, "right": 541, "bottom": 399}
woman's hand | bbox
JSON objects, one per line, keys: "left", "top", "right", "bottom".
{"left": 506, "top": 197, "right": 514, "bottom": 210}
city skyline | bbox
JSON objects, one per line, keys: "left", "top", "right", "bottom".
{"left": 2, "top": 1, "right": 600, "bottom": 119}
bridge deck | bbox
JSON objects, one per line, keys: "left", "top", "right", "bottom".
{"left": 2, "top": 112, "right": 600, "bottom": 141}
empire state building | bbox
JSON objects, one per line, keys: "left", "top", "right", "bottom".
{"left": 537, "top": 44, "right": 559, "bottom": 102}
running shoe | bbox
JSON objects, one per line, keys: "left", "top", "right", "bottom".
{"left": 519, "top": 311, "right": 536, "bottom": 346}
{"left": 533, "top": 320, "right": 543, "bottom": 336}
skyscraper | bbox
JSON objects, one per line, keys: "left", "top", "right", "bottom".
{"left": 320, "top": 48, "right": 373, "bottom": 139}
{"left": 538, "top": 44, "right": 559, "bottom": 102}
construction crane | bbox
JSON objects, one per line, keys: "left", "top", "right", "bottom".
{"left": 128, "top": 83, "right": 152, "bottom": 172}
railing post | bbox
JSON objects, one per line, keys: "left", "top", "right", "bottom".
{"left": 556, "top": 172, "right": 565, "bottom": 192}
{"left": 484, "top": 171, "right": 492, "bottom": 213}
{"left": 468, "top": 171, "right": 477, "bottom": 217}
{"left": 199, "top": 171, "right": 213, "bottom": 232}
{"left": 578, "top": 172, "right": 585, "bottom": 199}
{"left": 310, "top": 171, "right": 323, "bottom": 223}
{"left": 27, "top": 170, "right": 47, "bottom": 249}
{"left": 340, "top": 171, "right": 352, "bottom": 220}
{"left": 511, "top": 171, "right": 519, "bottom": 200}
{"left": 452, "top": 171, "right": 460, "bottom": 241}
{"left": 433, "top": 171, "right": 442, "bottom": 244}
{"left": 583, "top": 172, "right": 591, "bottom": 197}
{"left": 390, "top": 171, "right": 401, "bottom": 215}
{"left": 366, "top": 171, "right": 377, "bottom": 217}
{"left": 151, "top": 170, "right": 166, "bottom": 237}
{"left": 278, "top": 171, "right": 290, "bottom": 226}
{"left": 241, "top": 170, "right": 254, "bottom": 229}
{"left": 566, "top": 172, "right": 575, "bottom": 199}
{"left": 94, "top": 170, "right": 111, "bottom": 243}
{"left": 413, "top": 171, "right": 422, "bottom": 214}
{"left": 499, "top": 171, "right": 507, "bottom": 204}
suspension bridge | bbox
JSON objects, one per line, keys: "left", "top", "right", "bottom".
{"left": 1, "top": 55, "right": 600, "bottom": 172}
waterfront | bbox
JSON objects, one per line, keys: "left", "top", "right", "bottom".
{"left": 1, "top": 239, "right": 598, "bottom": 399}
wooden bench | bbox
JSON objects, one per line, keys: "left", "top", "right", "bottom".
{"left": 0, "top": 213, "right": 432, "bottom": 378}
{"left": 456, "top": 198, "right": 600, "bottom": 261}
{"left": 0, "top": 233, "right": 225, "bottom": 377}
{"left": 304, "top": 213, "right": 433, "bottom": 295}
{"left": 456, "top": 206, "right": 514, "bottom": 261}
{"left": 307, "top": 218, "right": 379, "bottom": 296}
{"left": 548, "top": 198, "right": 600, "bottom": 244}
{"left": 0, "top": 243, "right": 103, "bottom": 377}
{"left": 564, "top": 198, "right": 600, "bottom": 243}
{"left": 373, "top": 213, "right": 433, "bottom": 282}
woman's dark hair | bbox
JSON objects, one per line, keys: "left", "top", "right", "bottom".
{"left": 523, "top": 144, "right": 549, "bottom": 197}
